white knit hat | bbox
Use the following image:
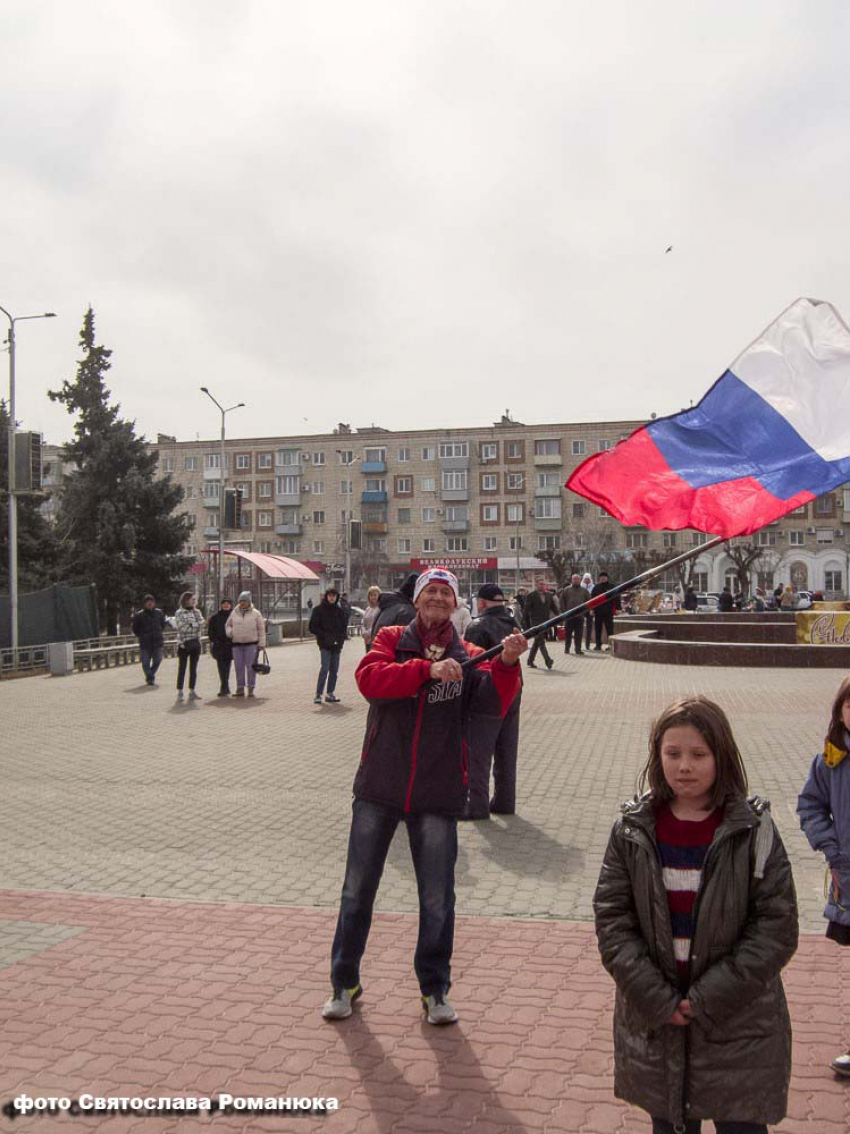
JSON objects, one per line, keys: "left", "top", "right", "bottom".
{"left": 413, "top": 567, "right": 459, "bottom": 606}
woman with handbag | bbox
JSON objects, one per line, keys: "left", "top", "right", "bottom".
{"left": 173, "top": 591, "right": 205, "bottom": 701}
{"left": 226, "top": 591, "right": 267, "bottom": 698}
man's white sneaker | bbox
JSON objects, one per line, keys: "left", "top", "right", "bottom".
{"left": 321, "top": 984, "right": 362, "bottom": 1020}
{"left": 422, "top": 992, "right": 458, "bottom": 1025}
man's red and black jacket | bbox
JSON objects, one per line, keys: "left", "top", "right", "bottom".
{"left": 353, "top": 621, "right": 521, "bottom": 817}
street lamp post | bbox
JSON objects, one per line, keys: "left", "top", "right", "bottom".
{"left": 1, "top": 305, "right": 56, "bottom": 652}
{"left": 336, "top": 452, "right": 361, "bottom": 595}
{"left": 200, "top": 388, "right": 244, "bottom": 603}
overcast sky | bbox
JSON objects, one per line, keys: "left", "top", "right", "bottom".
{"left": 4, "top": 1, "right": 850, "bottom": 446}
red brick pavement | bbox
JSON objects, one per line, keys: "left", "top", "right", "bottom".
{"left": 1, "top": 892, "right": 849, "bottom": 1133}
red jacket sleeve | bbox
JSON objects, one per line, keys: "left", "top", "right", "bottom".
{"left": 463, "top": 641, "right": 521, "bottom": 718}
{"left": 356, "top": 626, "right": 433, "bottom": 700}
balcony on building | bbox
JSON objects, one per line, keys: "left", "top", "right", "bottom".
{"left": 363, "top": 521, "right": 389, "bottom": 535}
{"left": 202, "top": 489, "right": 221, "bottom": 504}
{"left": 439, "top": 455, "right": 470, "bottom": 470}
{"left": 360, "top": 460, "right": 387, "bottom": 474}
{"left": 533, "top": 451, "right": 563, "bottom": 466}
{"left": 361, "top": 490, "right": 388, "bottom": 503}
{"left": 203, "top": 464, "right": 225, "bottom": 480}
{"left": 535, "top": 484, "right": 562, "bottom": 498}
{"left": 203, "top": 525, "right": 219, "bottom": 538}
{"left": 441, "top": 520, "right": 470, "bottom": 533}
{"left": 534, "top": 516, "right": 562, "bottom": 530}
{"left": 276, "top": 523, "right": 302, "bottom": 536}
{"left": 440, "top": 488, "right": 470, "bottom": 502}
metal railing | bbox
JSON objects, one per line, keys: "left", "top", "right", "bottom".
{"left": 0, "top": 643, "right": 50, "bottom": 675}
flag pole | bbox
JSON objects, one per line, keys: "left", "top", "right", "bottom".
{"left": 462, "top": 535, "right": 727, "bottom": 667}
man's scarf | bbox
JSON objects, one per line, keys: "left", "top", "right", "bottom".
{"left": 415, "top": 613, "right": 454, "bottom": 662}
{"left": 824, "top": 729, "right": 850, "bottom": 768}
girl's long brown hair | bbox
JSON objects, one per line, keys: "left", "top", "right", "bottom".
{"left": 638, "top": 696, "right": 748, "bottom": 809}
{"left": 825, "top": 677, "right": 850, "bottom": 752}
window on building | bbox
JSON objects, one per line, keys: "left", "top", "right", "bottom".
{"left": 278, "top": 507, "right": 299, "bottom": 525}
{"left": 506, "top": 472, "right": 524, "bottom": 490}
{"left": 203, "top": 481, "right": 221, "bottom": 499}
{"left": 395, "top": 476, "right": 413, "bottom": 495}
{"left": 421, "top": 476, "right": 436, "bottom": 492}
{"left": 312, "top": 452, "right": 325, "bottom": 466}
{"left": 572, "top": 503, "right": 585, "bottom": 519}
{"left": 312, "top": 510, "right": 325, "bottom": 524}
{"left": 204, "top": 453, "right": 223, "bottom": 469}
{"left": 365, "top": 477, "right": 386, "bottom": 492}
{"left": 186, "top": 486, "right": 197, "bottom": 499}
{"left": 538, "top": 471, "right": 560, "bottom": 488}
{"left": 422, "top": 445, "right": 436, "bottom": 460}
{"left": 338, "top": 450, "right": 354, "bottom": 465}
{"left": 506, "top": 503, "right": 524, "bottom": 523}
{"left": 442, "top": 470, "right": 468, "bottom": 491}
{"left": 663, "top": 532, "right": 677, "bottom": 548}
{"left": 186, "top": 514, "right": 196, "bottom": 528}
{"left": 235, "top": 454, "right": 250, "bottom": 470}
{"left": 534, "top": 439, "right": 560, "bottom": 456}
{"left": 815, "top": 494, "right": 835, "bottom": 516}
{"left": 757, "top": 530, "right": 777, "bottom": 546}
{"left": 481, "top": 473, "right": 498, "bottom": 492}
{"left": 692, "top": 570, "right": 709, "bottom": 591}
{"left": 276, "top": 474, "right": 299, "bottom": 495}
{"left": 206, "top": 510, "right": 219, "bottom": 527}
{"left": 184, "top": 456, "right": 199, "bottom": 470}
{"left": 825, "top": 569, "right": 843, "bottom": 592}
{"left": 161, "top": 455, "right": 174, "bottom": 472}
{"left": 240, "top": 511, "right": 251, "bottom": 529}
{"left": 397, "top": 538, "right": 411, "bottom": 554}
{"left": 398, "top": 447, "right": 411, "bottom": 462}
{"left": 234, "top": 481, "right": 251, "bottom": 500}
{"left": 446, "top": 537, "right": 468, "bottom": 552}
{"left": 276, "top": 449, "right": 299, "bottom": 467}
{"left": 257, "top": 453, "right": 273, "bottom": 470}
{"left": 571, "top": 440, "right": 585, "bottom": 456}
{"left": 313, "top": 540, "right": 324, "bottom": 554}
{"left": 536, "top": 497, "right": 561, "bottom": 519}
{"left": 445, "top": 505, "right": 468, "bottom": 522}
{"left": 439, "top": 441, "right": 469, "bottom": 459}
{"left": 311, "top": 481, "right": 325, "bottom": 494}
{"left": 257, "top": 511, "right": 273, "bottom": 528}
{"left": 369, "top": 537, "right": 388, "bottom": 553}
{"left": 481, "top": 504, "right": 499, "bottom": 523}
{"left": 480, "top": 442, "right": 498, "bottom": 462}
{"left": 817, "top": 528, "right": 834, "bottom": 543}
{"left": 626, "top": 530, "right": 649, "bottom": 549}
{"left": 789, "top": 530, "right": 804, "bottom": 545}
{"left": 537, "top": 535, "right": 561, "bottom": 551}
{"left": 423, "top": 537, "right": 436, "bottom": 552}
{"left": 790, "top": 504, "right": 807, "bottom": 516}
{"left": 397, "top": 507, "right": 411, "bottom": 524}
{"left": 598, "top": 439, "right": 613, "bottom": 452}
{"left": 505, "top": 440, "right": 524, "bottom": 460}
{"left": 483, "top": 536, "right": 497, "bottom": 551}
{"left": 364, "top": 447, "right": 386, "bottom": 463}
{"left": 509, "top": 535, "right": 522, "bottom": 551}
{"left": 691, "top": 531, "right": 708, "bottom": 545}
{"left": 599, "top": 507, "right": 610, "bottom": 518}
{"left": 257, "top": 482, "right": 273, "bottom": 498}
{"left": 281, "top": 540, "right": 300, "bottom": 554}
{"left": 339, "top": 480, "right": 353, "bottom": 494}
{"left": 422, "top": 507, "right": 436, "bottom": 522}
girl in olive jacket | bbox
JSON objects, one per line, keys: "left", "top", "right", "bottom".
{"left": 594, "top": 696, "right": 798, "bottom": 1133}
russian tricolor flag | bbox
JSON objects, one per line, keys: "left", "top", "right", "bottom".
{"left": 567, "top": 298, "right": 850, "bottom": 538}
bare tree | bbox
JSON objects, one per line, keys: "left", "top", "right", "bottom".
{"left": 724, "top": 539, "right": 768, "bottom": 596}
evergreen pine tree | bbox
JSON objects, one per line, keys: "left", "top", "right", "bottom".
{"left": 49, "top": 308, "right": 193, "bottom": 632}
{"left": 0, "top": 401, "right": 60, "bottom": 592}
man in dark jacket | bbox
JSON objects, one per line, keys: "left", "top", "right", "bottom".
{"left": 559, "top": 574, "right": 591, "bottom": 656}
{"left": 369, "top": 571, "right": 417, "bottom": 641}
{"left": 591, "top": 572, "right": 618, "bottom": 651}
{"left": 464, "top": 584, "right": 523, "bottom": 818}
{"left": 309, "top": 587, "right": 348, "bottom": 703}
{"left": 717, "top": 586, "right": 735, "bottom": 612}
{"left": 522, "top": 581, "right": 557, "bottom": 669}
{"left": 206, "top": 597, "right": 234, "bottom": 696}
{"left": 131, "top": 595, "right": 166, "bottom": 686}
{"left": 683, "top": 586, "right": 699, "bottom": 612}
{"left": 322, "top": 567, "right": 527, "bottom": 1026}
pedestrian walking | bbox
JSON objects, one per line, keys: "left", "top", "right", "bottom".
{"left": 683, "top": 586, "right": 699, "bottom": 612}
{"left": 522, "top": 580, "right": 557, "bottom": 669}
{"left": 360, "top": 585, "right": 382, "bottom": 652}
{"left": 797, "top": 676, "right": 850, "bottom": 1077}
{"left": 226, "top": 591, "right": 266, "bottom": 698}
{"left": 463, "top": 584, "right": 523, "bottom": 818}
{"left": 594, "top": 696, "right": 798, "bottom": 1133}
{"left": 131, "top": 594, "right": 166, "bottom": 686}
{"left": 321, "top": 566, "right": 527, "bottom": 1026}
{"left": 779, "top": 585, "right": 796, "bottom": 610}
{"left": 718, "top": 585, "right": 735, "bottom": 612}
{"left": 173, "top": 592, "right": 205, "bottom": 701}
{"left": 580, "top": 572, "right": 594, "bottom": 650}
{"left": 309, "top": 587, "right": 348, "bottom": 704}
{"left": 206, "top": 597, "right": 234, "bottom": 696}
{"left": 590, "top": 571, "right": 617, "bottom": 650}
{"left": 559, "top": 574, "right": 591, "bottom": 655}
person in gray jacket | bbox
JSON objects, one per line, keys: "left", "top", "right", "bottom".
{"left": 594, "top": 696, "right": 797, "bottom": 1133}
{"left": 559, "top": 574, "right": 591, "bottom": 656}
{"left": 173, "top": 591, "right": 205, "bottom": 701}
{"left": 797, "top": 675, "right": 850, "bottom": 1076}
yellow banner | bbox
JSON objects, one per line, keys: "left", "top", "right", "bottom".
{"left": 797, "top": 611, "right": 850, "bottom": 645}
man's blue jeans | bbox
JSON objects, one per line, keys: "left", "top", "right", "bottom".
{"left": 331, "top": 798, "right": 457, "bottom": 996}
{"left": 140, "top": 645, "right": 163, "bottom": 683}
{"left": 316, "top": 648, "right": 341, "bottom": 697}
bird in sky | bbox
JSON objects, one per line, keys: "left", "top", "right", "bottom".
{"left": 665, "top": 245, "right": 673, "bottom": 253}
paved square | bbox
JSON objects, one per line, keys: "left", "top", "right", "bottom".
{"left": 1, "top": 641, "right": 849, "bottom": 1131}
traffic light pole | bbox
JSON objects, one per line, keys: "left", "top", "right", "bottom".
{"left": 200, "top": 388, "right": 244, "bottom": 606}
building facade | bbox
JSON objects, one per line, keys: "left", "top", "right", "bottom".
{"left": 140, "top": 418, "right": 850, "bottom": 601}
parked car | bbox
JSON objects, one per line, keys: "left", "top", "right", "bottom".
{"left": 795, "top": 590, "right": 813, "bottom": 611}
{"left": 695, "top": 592, "right": 719, "bottom": 613}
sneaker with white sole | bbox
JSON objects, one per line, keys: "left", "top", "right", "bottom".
{"left": 313, "top": 695, "right": 323, "bottom": 705}
{"left": 422, "top": 992, "right": 458, "bottom": 1025}
{"left": 832, "top": 1052, "right": 850, "bottom": 1077}
{"left": 321, "top": 984, "right": 362, "bottom": 1020}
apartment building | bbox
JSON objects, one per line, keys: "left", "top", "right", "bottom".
{"left": 144, "top": 418, "right": 850, "bottom": 600}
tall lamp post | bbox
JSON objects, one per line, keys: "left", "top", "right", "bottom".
{"left": 200, "top": 388, "right": 244, "bottom": 603}
{"left": 1, "top": 305, "right": 56, "bottom": 652}
{"left": 336, "top": 452, "right": 361, "bottom": 595}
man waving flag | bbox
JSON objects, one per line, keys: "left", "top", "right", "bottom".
{"left": 567, "top": 298, "right": 850, "bottom": 538}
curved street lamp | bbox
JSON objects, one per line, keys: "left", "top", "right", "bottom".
{"left": 0, "top": 306, "right": 56, "bottom": 652}
{"left": 200, "top": 387, "right": 244, "bottom": 601}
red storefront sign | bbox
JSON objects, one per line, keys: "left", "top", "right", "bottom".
{"left": 410, "top": 557, "right": 498, "bottom": 571}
